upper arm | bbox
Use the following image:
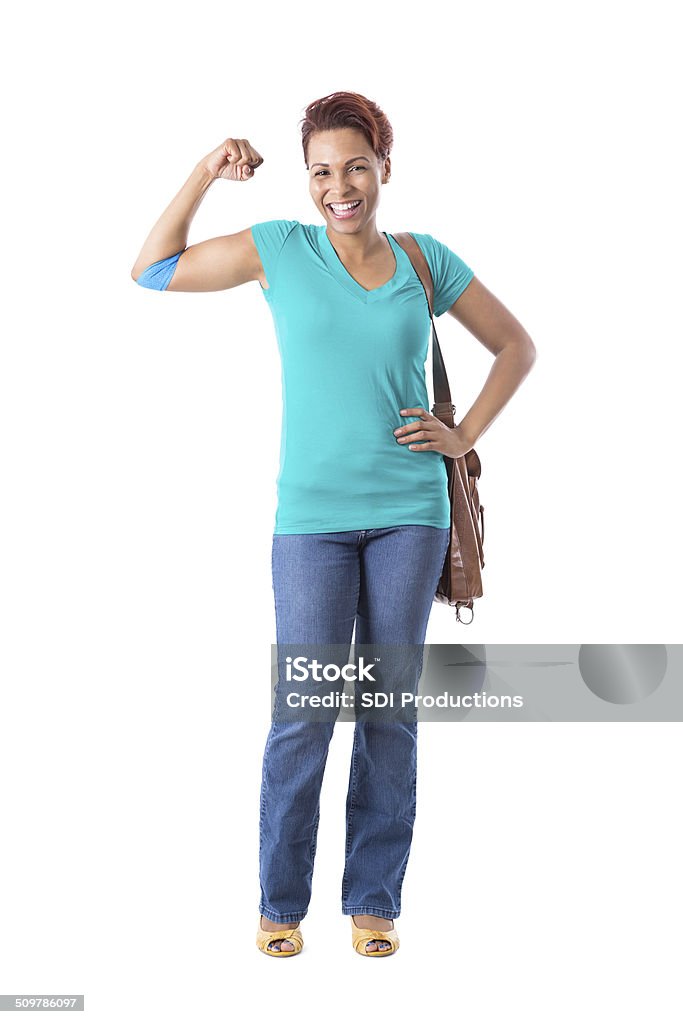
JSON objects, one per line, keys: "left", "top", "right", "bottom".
{"left": 134, "top": 219, "right": 299, "bottom": 294}
{"left": 445, "top": 276, "right": 535, "bottom": 358}
{"left": 410, "top": 231, "right": 534, "bottom": 357}
{"left": 165, "top": 226, "right": 265, "bottom": 293}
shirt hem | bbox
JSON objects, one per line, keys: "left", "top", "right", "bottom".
{"left": 273, "top": 517, "right": 451, "bottom": 535}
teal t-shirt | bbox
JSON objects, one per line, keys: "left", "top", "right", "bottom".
{"left": 250, "top": 220, "right": 474, "bottom": 535}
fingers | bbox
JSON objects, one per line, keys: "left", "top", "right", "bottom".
{"left": 395, "top": 425, "right": 438, "bottom": 451}
{"left": 397, "top": 430, "right": 430, "bottom": 444}
{"left": 394, "top": 408, "right": 435, "bottom": 440}
{"left": 399, "top": 433, "right": 436, "bottom": 450}
{"left": 236, "top": 138, "right": 264, "bottom": 178}
{"left": 223, "top": 138, "right": 264, "bottom": 179}
{"left": 393, "top": 408, "right": 441, "bottom": 451}
{"left": 245, "top": 143, "right": 264, "bottom": 169}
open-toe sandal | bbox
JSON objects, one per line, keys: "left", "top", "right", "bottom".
{"left": 256, "top": 917, "right": 304, "bottom": 957}
{"left": 351, "top": 916, "right": 400, "bottom": 957}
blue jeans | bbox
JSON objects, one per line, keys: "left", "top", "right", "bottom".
{"left": 259, "top": 525, "right": 450, "bottom": 923}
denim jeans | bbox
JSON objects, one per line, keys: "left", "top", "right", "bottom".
{"left": 259, "top": 525, "right": 450, "bottom": 923}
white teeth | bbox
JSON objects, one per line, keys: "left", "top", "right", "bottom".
{"left": 330, "top": 200, "right": 361, "bottom": 210}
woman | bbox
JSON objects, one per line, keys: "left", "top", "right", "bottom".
{"left": 131, "top": 91, "right": 536, "bottom": 957}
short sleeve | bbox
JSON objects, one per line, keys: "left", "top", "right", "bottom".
{"left": 135, "top": 250, "right": 184, "bottom": 291}
{"left": 409, "top": 232, "right": 474, "bottom": 317}
{"left": 250, "top": 219, "right": 299, "bottom": 296}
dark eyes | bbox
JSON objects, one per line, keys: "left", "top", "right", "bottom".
{"left": 314, "top": 165, "right": 367, "bottom": 176}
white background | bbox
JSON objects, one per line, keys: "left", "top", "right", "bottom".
{"left": 1, "top": 0, "right": 682, "bottom": 1020}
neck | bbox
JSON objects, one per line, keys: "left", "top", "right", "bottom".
{"left": 325, "top": 220, "right": 386, "bottom": 259}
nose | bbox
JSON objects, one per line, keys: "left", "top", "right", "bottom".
{"left": 322, "top": 169, "right": 357, "bottom": 197}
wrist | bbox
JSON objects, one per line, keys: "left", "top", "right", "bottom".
{"left": 456, "top": 421, "right": 478, "bottom": 450}
{"left": 193, "top": 162, "right": 217, "bottom": 190}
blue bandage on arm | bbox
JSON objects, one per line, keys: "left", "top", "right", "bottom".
{"left": 135, "top": 250, "right": 184, "bottom": 290}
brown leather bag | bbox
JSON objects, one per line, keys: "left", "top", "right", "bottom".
{"left": 391, "top": 232, "right": 485, "bottom": 623}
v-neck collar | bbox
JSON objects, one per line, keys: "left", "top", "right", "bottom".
{"left": 319, "top": 226, "right": 411, "bottom": 304}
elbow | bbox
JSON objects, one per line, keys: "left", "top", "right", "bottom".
{"left": 130, "top": 250, "right": 183, "bottom": 291}
{"left": 514, "top": 331, "right": 537, "bottom": 370}
{"left": 501, "top": 332, "right": 536, "bottom": 375}
{"left": 131, "top": 259, "right": 147, "bottom": 283}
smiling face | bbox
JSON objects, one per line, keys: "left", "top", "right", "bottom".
{"left": 307, "top": 127, "right": 390, "bottom": 234}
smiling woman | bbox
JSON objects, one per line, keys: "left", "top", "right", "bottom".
{"left": 130, "top": 88, "right": 535, "bottom": 960}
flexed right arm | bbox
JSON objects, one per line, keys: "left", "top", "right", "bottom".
{"left": 130, "top": 138, "right": 266, "bottom": 292}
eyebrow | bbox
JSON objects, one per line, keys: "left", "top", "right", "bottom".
{"left": 310, "top": 155, "right": 369, "bottom": 169}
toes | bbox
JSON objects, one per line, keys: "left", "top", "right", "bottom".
{"left": 365, "top": 939, "right": 392, "bottom": 952}
{"left": 267, "top": 938, "right": 294, "bottom": 952}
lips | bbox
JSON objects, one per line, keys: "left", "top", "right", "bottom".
{"left": 327, "top": 199, "right": 362, "bottom": 220}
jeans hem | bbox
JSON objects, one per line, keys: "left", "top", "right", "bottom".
{"left": 342, "top": 905, "right": 400, "bottom": 918}
{"left": 259, "top": 905, "right": 308, "bottom": 924}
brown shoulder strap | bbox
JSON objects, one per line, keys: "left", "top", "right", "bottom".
{"left": 389, "top": 232, "right": 455, "bottom": 419}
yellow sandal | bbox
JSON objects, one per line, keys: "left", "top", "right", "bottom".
{"left": 256, "top": 916, "right": 304, "bottom": 957}
{"left": 351, "top": 916, "right": 400, "bottom": 957}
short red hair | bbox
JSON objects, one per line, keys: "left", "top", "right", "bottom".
{"left": 300, "top": 91, "right": 394, "bottom": 168}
